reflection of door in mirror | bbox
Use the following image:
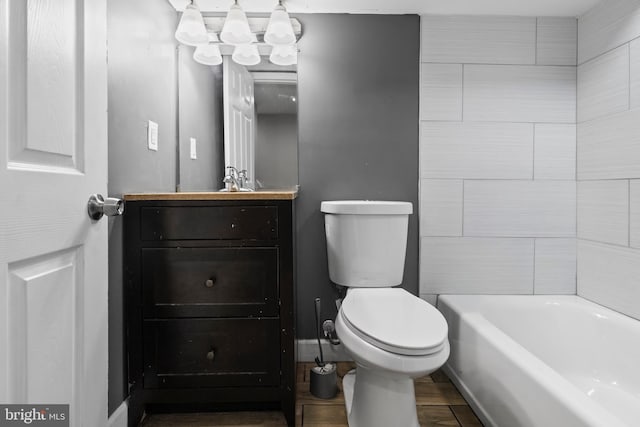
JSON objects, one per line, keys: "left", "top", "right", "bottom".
{"left": 253, "top": 72, "right": 298, "bottom": 190}
{"left": 223, "top": 58, "right": 255, "bottom": 189}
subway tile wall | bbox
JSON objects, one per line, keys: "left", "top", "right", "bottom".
{"left": 576, "top": 0, "right": 640, "bottom": 321}
{"left": 419, "top": 16, "right": 578, "bottom": 300}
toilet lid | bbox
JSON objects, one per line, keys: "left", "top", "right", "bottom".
{"left": 340, "top": 288, "right": 448, "bottom": 356}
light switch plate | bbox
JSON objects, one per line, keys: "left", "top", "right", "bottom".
{"left": 190, "top": 137, "right": 197, "bottom": 159}
{"left": 147, "top": 120, "right": 158, "bottom": 151}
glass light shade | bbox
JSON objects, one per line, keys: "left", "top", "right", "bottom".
{"left": 232, "top": 44, "right": 261, "bottom": 66}
{"left": 269, "top": 44, "right": 297, "bottom": 66}
{"left": 193, "top": 44, "right": 223, "bottom": 66}
{"left": 175, "top": 3, "right": 209, "bottom": 46}
{"left": 264, "top": 4, "right": 296, "bottom": 45}
{"left": 220, "top": 3, "right": 253, "bottom": 45}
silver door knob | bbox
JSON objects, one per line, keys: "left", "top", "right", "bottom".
{"left": 87, "top": 194, "right": 125, "bottom": 220}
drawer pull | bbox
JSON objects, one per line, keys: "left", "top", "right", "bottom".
{"left": 206, "top": 349, "right": 215, "bottom": 361}
{"left": 205, "top": 278, "right": 216, "bottom": 288}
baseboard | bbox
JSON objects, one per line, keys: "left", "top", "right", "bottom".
{"left": 107, "top": 399, "right": 128, "bottom": 427}
{"left": 297, "top": 339, "right": 351, "bottom": 362}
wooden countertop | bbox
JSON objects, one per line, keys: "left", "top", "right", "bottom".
{"left": 124, "top": 190, "right": 298, "bottom": 201}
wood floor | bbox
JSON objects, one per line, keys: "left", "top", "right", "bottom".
{"left": 140, "top": 362, "right": 483, "bottom": 427}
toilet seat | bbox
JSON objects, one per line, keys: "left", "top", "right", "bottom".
{"left": 340, "top": 288, "right": 447, "bottom": 356}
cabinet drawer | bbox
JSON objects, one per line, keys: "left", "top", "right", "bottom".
{"left": 142, "top": 247, "right": 278, "bottom": 318}
{"left": 143, "top": 318, "right": 280, "bottom": 389}
{"left": 140, "top": 206, "right": 278, "bottom": 241}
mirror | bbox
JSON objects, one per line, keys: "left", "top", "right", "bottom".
{"left": 176, "top": 45, "right": 298, "bottom": 192}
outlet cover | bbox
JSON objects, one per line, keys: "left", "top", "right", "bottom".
{"left": 190, "top": 137, "right": 197, "bottom": 159}
{"left": 147, "top": 120, "right": 158, "bottom": 151}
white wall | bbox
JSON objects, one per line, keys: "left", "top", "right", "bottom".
{"left": 419, "top": 16, "right": 578, "bottom": 299}
{"left": 577, "top": 0, "right": 640, "bottom": 320}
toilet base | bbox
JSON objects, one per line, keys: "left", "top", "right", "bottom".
{"left": 342, "top": 367, "right": 420, "bottom": 427}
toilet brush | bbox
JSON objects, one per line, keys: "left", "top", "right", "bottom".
{"left": 314, "top": 298, "right": 325, "bottom": 367}
{"left": 309, "top": 297, "right": 338, "bottom": 399}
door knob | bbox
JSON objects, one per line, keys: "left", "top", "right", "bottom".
{"left": 87, "top": 194, "right": 125, "bottom": 220}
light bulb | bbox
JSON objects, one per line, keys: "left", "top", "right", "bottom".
{"left": 270, "top": 44, "right": 297, "bottom": 66}
{"left": 265, "top": 3, "right": 296, "bottom": 46}
{"left": 193, "top": 43, "right": 223, "bottom": 66}
{"left": 220, "top": 2, "right": 253, "bottom": 45}
{"left": 175, "top": 3, "right": 208, "bottom": 46}
{"left": 232, "top": 44, "right": 261, "bottom": 66}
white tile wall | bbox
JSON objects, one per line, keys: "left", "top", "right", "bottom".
{"left": 577, "top": 109, "right": 640, "bottom": 180}
{"left": 420, "top": 237, "right": 534, "bottom": 294}
{"left": 577, "top": 240, "right": 640, "bottom": 321}
{"left": 577, "top": 180, "right": 629, "bottom": 246}
{"left": 577, "top": 44, "right": 629, "bottom": 123}
{"left": 630, "top": 39, "right": 640, "bottom": 110}
{"left": 534, "top": 124, "right": 576, "bottom": 180}
{"left": 420, "top": 64, "right": 462, "bottom": 121}
{"left": 534, "top": 238, "right": 577, "bottom": 294}
{"left": 631, "top": 180, "right": 640, "bottom": 248}
{"left": 421, "top": 16, "right": 536, "bottom": 64}
{"left": 420, "top": 122, "right": 533, "bottom": 179}
{"left": 419, "top": 14, "right": 578, "bottom": 296}
{"left": 464, "top": 65, "right": 576, "bottom": 123}
{"left": 536, "top": 17, "right": 578, "bottom": 66}
{"left": 464, "top": 180, "right": 576, "bottom": 237}
{"left": 420, "top": 179, "right": 463, "bottom": 236}
{"left": 578, "top": 0, "right": 640, "bottom": 64}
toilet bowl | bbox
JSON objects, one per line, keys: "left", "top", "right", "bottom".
{"left": 321, "top": 200, "right": 450, "bottom": 427}
{"left": 336, "top": 288, "right": 449, "bottom": 427}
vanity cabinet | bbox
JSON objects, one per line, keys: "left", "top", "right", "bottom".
{"left": 124, "top": 195, "right": 296, "bottom": 426}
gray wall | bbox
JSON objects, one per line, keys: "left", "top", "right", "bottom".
{"left": 296, "top": 14, "right": 420, "bottom": 338}
{"left": 256, "top": 114, "right": 298, "bottom": 188}
{"left": 107, "top": 0, "right": 178, "bottom": 415}
{"left": 178, "top": 45, "right": 225, "bottom": 191}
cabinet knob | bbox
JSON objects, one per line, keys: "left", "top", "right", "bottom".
{"left": 205, "top": 278, "right": 216, "bottom": 288}
{"left": 206, "top": 349, "right": 215, "bottom": 361}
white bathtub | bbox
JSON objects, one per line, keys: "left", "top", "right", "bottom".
{"left": 438, "top": 295, "right": 640, "bottom": 427}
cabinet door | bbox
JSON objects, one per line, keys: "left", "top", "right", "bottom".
{"left": 143, "top": 318, "right": 280, "bottom": 389}
{"left": 142, "top": 247, "right": 278, "bottom": 318}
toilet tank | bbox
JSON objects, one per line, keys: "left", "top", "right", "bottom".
{"left": 320, "top": 200, "right": 412, "bottom": 287}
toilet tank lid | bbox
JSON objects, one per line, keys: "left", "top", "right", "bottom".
{"left": 321, "top": 200, "right": 413, "bottom": 215}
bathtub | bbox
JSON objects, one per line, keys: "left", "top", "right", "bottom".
{"left": 437, "top": 295, "right": 640, "bottom": 427}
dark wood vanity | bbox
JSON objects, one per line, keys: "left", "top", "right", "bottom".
{"left": 123, "top": 191, "right": 297, "bottom": 426}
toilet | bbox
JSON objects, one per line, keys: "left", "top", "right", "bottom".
{"left": 321, "top": 200, "right": 450, "bottom": 427}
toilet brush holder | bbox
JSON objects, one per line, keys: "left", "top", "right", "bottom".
{"left": 309, "top": 363, "right": 338, "bottom": 399}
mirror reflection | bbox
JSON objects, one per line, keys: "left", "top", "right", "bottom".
{"left": 177, "top": 45, "right": 298, "bottom": 193}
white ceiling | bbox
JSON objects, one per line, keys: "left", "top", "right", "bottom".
{"left": 170, "top": 0, "right": 601, "bottom": 17}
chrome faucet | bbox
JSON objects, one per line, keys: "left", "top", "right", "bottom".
{"left": 237, "top": 169, "right": 248, "bottom": 189}
{"left": 223, "top": 166, "right": 239, "bottom": 191}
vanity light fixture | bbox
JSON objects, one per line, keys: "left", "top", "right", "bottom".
{"left": 219, "top": 1, "right": 254, "bottom": 45}
{"left": 175, "top": 0, "right": 209, "bottom": 46}
{"left": 232, "top": 44, "right": 261, "bottom": 66}
{"left": 264, "top": 1, "right": 296, "bottom": 46}
{"left": 269, "top": 44, "right": 297, "bottom": 66}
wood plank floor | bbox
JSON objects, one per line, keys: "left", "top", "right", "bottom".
{"left": 141, "top": 362, "right": 483, "bottom": 427}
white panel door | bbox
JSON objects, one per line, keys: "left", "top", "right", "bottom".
{"left": 0, "top": 0, "right": 108, "bottom": 426}
{"left": 223, "top": 57, "right": 255, "bottom": 189}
